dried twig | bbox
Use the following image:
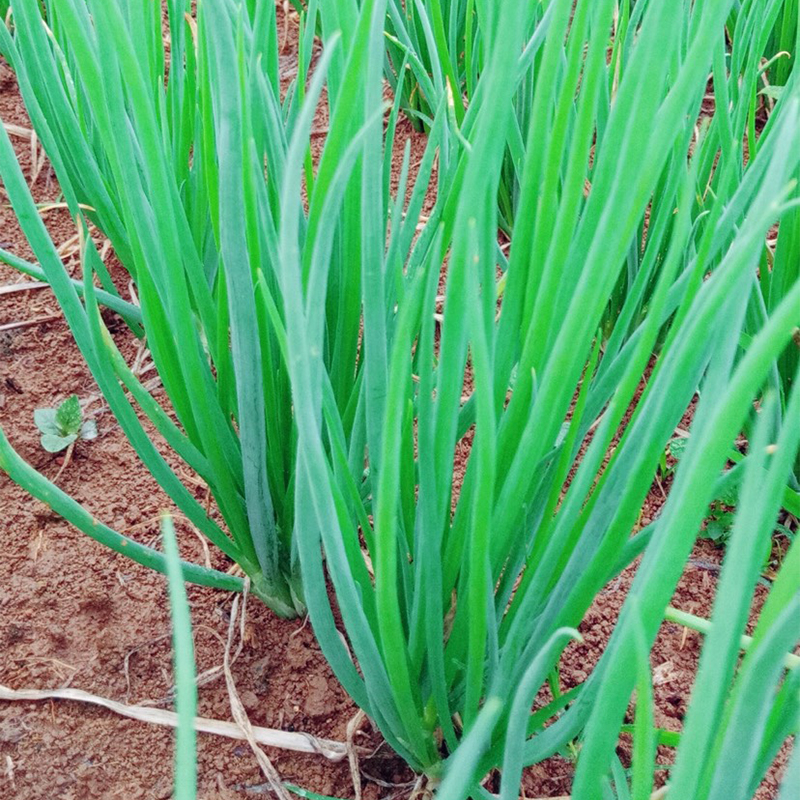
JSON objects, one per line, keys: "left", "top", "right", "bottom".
{"left": 51, "top": 441, "right": 75, "bottom": 485}
{"left": 222, "top": 584, "right": 292, "bottom": 800}
{"left": 0, "top": 314, "right": 61, "bottom": 333}
{"left": 346, "top": 709, "right": 367, "bottom": 800}
{"left": 0, "top": 683, "right": 353, "bottom": 761}
{"left": 3, "top": 123, "right": 33, "bottom": 140}
{"left": 0, "top": 282, "right": 48, "bottom": 297}
{"left": 4, "top": 755, "right": 15, "bottom": 791}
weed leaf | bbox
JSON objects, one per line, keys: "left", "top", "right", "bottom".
{"left": 33, "top": 407, "right": 60, "bottom": 436}
{"left": 55, "top": 395, "right": 82, "bottom": 435}
{"left": 40, "top": 432, "right": 78, "bottom": 453}
{"left": 80, "top": 420, "right": 98, "bottom": 441}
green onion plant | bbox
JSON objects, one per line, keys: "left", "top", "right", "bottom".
{"left": 0, "top": 0, "right": 798, "bottom": 797}
{"left": 277, "top": 0, "right": 800, "bottom": 790}
{"left": 0, "top": 0, "right": 449, "bottom": 615}
{"left": 728, "top": 0, "right": 800, "bottom": 490}
{"left": 2, "top": 0, "right": 306, "bottom": 615}
{"left": 382, "top": 0, "right": 470, "bottom": 127}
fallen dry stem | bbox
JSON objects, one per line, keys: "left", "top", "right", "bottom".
{"left": 346, "top": 708, "right": 367, "bottom": 800}
{"left": 0, "top": 314, "right": 61, "bottom": 333}
{"left": 0, "top": 683, "right": 356, "bottom": 762}
{"left": 0, "top": 281, "right": 48, "bottom": 297}
{"left": 222, "top": 584, "right": 292, "bottom": 800}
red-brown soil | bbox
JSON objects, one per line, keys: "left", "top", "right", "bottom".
{"left": 0, "top": 8, "right": 791, "bottom": 799}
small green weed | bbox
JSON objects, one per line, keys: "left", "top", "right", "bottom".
{"left": 34, "top": 395, "right": 97, "bottom": 453}
{"left": 667, "top": 435, "right": 790, "bottom": 566}
{"left": 703, "top": 499, "right": 737, "bottom": 545}
{"left": 666, "top": 434, "right": 738, "bottom": 544}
